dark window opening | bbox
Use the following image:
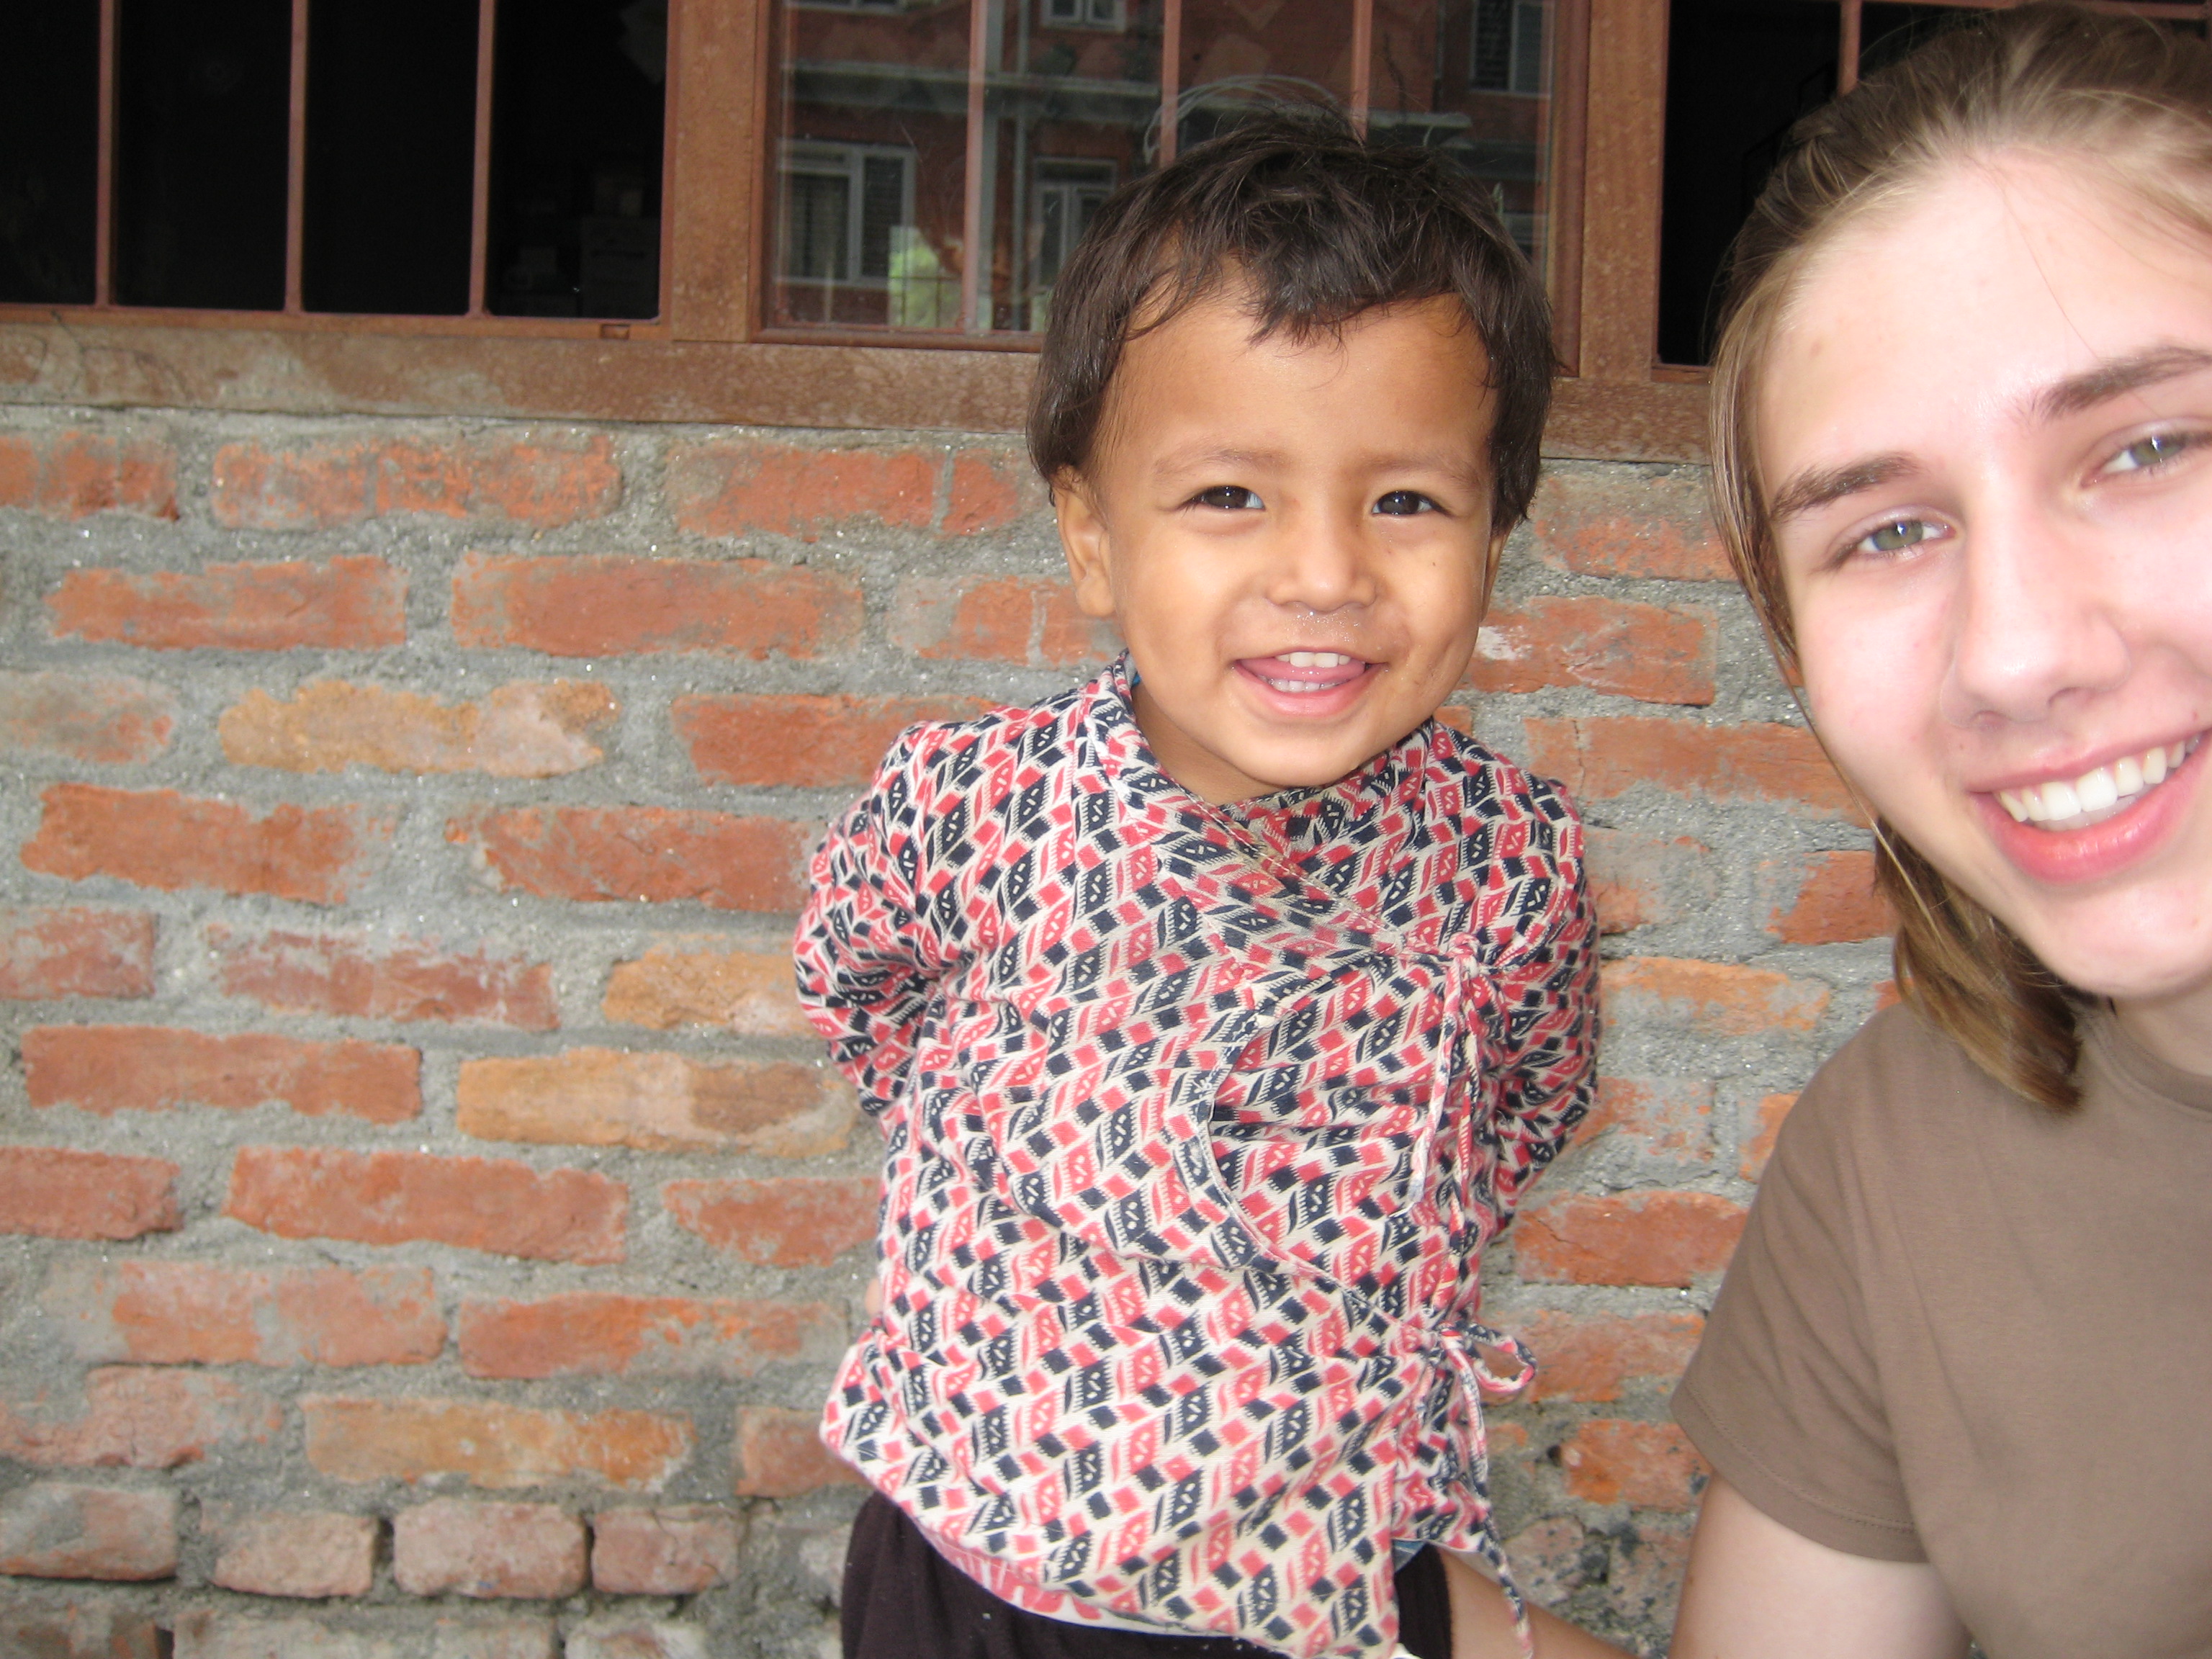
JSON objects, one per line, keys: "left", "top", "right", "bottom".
{"left": 489, "top": 0, "right": 667, "bottom": 320}
{"left": 0, "top": 0, "right": 100, "bottom": 306}
{"left": 114, "top": 0, "right": 292, "bottom": 311}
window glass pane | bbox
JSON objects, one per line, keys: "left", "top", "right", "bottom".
{"left": 985, "top": 0, "right": 1164, "bottom": 333}
{"left": 0, "top": 0, "right": 99, "bottom": 306}
{"left": 489, "top": 0, "right": 666, "bottom": 319}
{"left": 1656, "top": 0, "right": 1838, "bottom": 365}
{"left": 773, "top": 1, "right": 976, "bottom": 331}
{"left": 114, "top": 0, "right": 292, "bottom": 311}
{"left": 1372, "top": 0, "right": 1560, "bottom": 272}
{"left": 303, "top": 0, "right": 478, "bottom": 316}
{"left": 1175, "top": 1, "right": 1352, "bottom": 150}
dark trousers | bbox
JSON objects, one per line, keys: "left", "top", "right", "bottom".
{"left": 842, "top": 1492, "right": 1452, "bottom": 1659}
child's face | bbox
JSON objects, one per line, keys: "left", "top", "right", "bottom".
{"left": 1057, "top": 289, "right": 1504, "bottom": 804}
{"left": 1762, "top": 155, "right": 2212, "bottom": 1051}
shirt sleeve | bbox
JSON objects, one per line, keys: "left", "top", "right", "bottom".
{"left": 1481, "top": 790, "right": 1601, "bottom": 1220}
{"left": 791, "top": 729, "right": 950, "bottom": 1115}
{"left": 1671, "top": 1058, "right": 1925, "bottom": 1562}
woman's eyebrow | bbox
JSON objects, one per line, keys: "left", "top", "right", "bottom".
{"left": 1769, "top": 452, "right": 1918, "bottom": 523}
{"left": 2025, "top": 344, "right": 2212, "bottom": 423}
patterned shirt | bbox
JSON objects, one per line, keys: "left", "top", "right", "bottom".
{"left": 794, "top": 660, "right": 1597, "bottom": 1657}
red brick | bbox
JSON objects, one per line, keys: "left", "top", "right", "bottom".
{"left": 1502, "top": 1515, "right": 1593, "bottom": 1606}
{"left": 733, "top": 1406, "right": 862, "bottom": 1498}
{"left": 0, "top": 671, "right": 176, "bottom": 763}
{"left": 0, "top": 1367, "right": 281, "bottom": 1469}
{"left": 663, "top": 1176, "right": 879, "bottom": 1267}
{"left": 1772, "top": 850, "right": 1893, "bottom": 945}
{"left": 891, "top": 575, "right": 1116, "bottom": 666}
{"left": 1573, "top": 1075, "right": 1714, "bottom": 1165}
{"left": 24, "top": 1027, "right": 420, "bottom": 1123}
{"left": 208, "top": 1508, "right": 377, "bottom": 1598}
{"left": 1739, "top": 1091, "right": 1799, "bottom": 1181}
{"left": 451, "top": 806, "right": 811, "bottom": 912}
{"left": 1584, "top": 829, "right": 1714, "bottom": 935}
{"left": 1524, "top": 716, "right": 1859, "bottom": 818}
{"left": 590, "top": 1506, "right": 742, "bottom": 1595}
{"left": 211, "top": 435, "right": 619, "bottom": 531}
{"left": 566, "top": 1619, "right": 710, "bottom": 1659}
{"left": 944, "top": 449, "right": 1043, "bottom": 535}
{"left": 451, "top": 552, "right": 864, "bottom": 659}
{"left": 1527, "top": 468, "right": 1730, "bottom": 582}
{"left": 1606, "top": 1524, "right": 1696, "bottom": 1622}
{"left": 305, "top": 1398, "right": 691, "bottom": 1492}
{"left": 0, "top": 431, "right": 177, "bottom": 521}
{"left": 1467, "top": 598, "right": 1714, "bottom": 706}
{"left": 1515, "top": 1192, "right": 1748, "bottom": 1286}
{"left": 46, "top": 1260, "right": 445, "bottom": 1368}
{"left": 22, "top": 784, "right": 395, "bottom": 904}
{"left": 0, "top": 1483, "right": 178, "bottom": 1580}
{"left": 1557, "top": 1419, "right": 1710, "bottom": 1510}
{"left": 226, "top": 1146, "right": 625, "bottom": 1264}
{"left": 1601, "top": 956, "right": 1831, "bottom": 1037}
{"left": 0, "top": 907, "right": 156, "bottom": 1000}
{"left": 674, "top": 693, "right": 992, "bottom": 790}
{"left": 666, "top": 438, "right": 934, "bottom": 541}
{"left": 1519, "top": 1310, "right": 1705, "bottom": 1403}
{"left": 458, "top": 1048, "right": 853, "bottom": 1156}
{"left": 221, "top": 680, "right": 616, "bottom": 778}
{"left": 171, "top": 1611, "right": 405, "bottom": 1659}
{"left": 602, "top": 945, "right": 812, "bottom": 1035}
{"left": 212, "top": 927, "right": 558, "bottom": 1030}
{"left": 48, "top": 556, "right": 405, "bottom": 650}
{"left": 0, "top": 1601, "right": 164, "bottom": 1658}
{"left": 459, "top": 1293, "right": 837, "bottom": 1380}
{"left": 0, "top": 1146, "right": 180, "bottom": 1240}
{"left": 392, "top": 1499, "right": 588, "bottom": 1599}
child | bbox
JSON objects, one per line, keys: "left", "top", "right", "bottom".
{"left": 796, "top": 112, "right": 1606, "bottom": 1659}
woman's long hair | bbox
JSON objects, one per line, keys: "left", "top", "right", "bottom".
{"left": 1709, "top": 2, "right": 2212, "bottom": 1109}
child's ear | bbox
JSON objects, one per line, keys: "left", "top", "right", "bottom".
{"left": 1056, "top": 471, "right": 1118, "bottom": 621}
{"left": 1477, "top": 526, "right": 1510, "bottom": 616}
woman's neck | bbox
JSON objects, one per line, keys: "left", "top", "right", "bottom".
{"left": 2113, "top": 980, "right": 2212, "bottom": 1077}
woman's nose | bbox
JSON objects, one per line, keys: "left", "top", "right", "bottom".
{"left": 1941, "top": 507, "right": 2131, "bottom": 727}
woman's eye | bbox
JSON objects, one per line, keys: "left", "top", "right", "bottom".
{"left": 1194, "top": 485, "right": 1262, "bottom": 511}
{"left": 2104, "top": 431, "right": 2196, "bottom": 475}
{"left": 1851, "top": 516, "right": 1939, "bottom": 557}
{"left": 1373, "top": 490, "right": 1438, "bottom": 516}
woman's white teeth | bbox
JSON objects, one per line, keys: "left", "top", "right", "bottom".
{"left": 1997, "top": 738, "right": 2196, "bottom": 827}
{"left": 1282, "top": 652, "right": 1354, "bottom": 668}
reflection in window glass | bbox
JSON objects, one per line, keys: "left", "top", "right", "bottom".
{"left": 771, "top": 0, "right": 1558, "bottom": 336}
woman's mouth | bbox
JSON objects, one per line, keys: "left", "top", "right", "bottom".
{"left": 1996, "top": 735, "right": 2203, "bottom": 831}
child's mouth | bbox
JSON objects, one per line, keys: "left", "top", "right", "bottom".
{"left": 1995, "top": 734, "right": 2203, "bottom": 832}
{"left": 1238, "top": 651, "right": 1372, "bottom": 695}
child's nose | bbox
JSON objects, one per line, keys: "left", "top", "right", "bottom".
{"left": 1263, "top": 516, "right": 1378, "bottom": 612}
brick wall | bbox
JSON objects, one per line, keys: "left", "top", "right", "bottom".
{"left": 0, "top": 405, "right": 1890, "bottom": 1658}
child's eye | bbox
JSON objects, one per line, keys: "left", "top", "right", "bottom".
{"left": 1372, "top": 490, "right": 1439, "bottom": 516}
{"left": 1192, "top": 485, "right": 1263, "bottom": 511}
{"left": 1848, "top": 516, "right": 1941, "bottom": 558}
{"left": 2102, "top": 431, "right": 2198, "bottom": 475}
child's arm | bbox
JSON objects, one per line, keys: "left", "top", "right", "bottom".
{"left": 1440, "top": 1551, "right": 1635, "bottom": 1659}
{"left": 792, "top": 733, "right": 949, "bottom": 1110}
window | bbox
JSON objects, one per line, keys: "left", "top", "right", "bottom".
{"left": 765, "top": 0, "right": 1581, "bottom": 340}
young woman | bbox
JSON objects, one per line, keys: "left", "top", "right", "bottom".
{"left": 1666, "top": 8, "right": 2212, "bottom": 1656}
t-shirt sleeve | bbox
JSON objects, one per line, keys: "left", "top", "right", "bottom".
{"left": 1671, "top": 1058, "right": 1927, "bottom": 1563}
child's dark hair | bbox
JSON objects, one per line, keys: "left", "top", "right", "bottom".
{"left": 1028, "top": 109, "right": 1555, "bottom": 531}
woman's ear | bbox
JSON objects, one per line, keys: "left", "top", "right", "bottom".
{"left": 1056, "top": 471, "right": 1118, "bottom": 621}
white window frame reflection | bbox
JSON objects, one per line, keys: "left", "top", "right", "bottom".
{"left": 778, "top": 140, "right": 917, "bottom": 287}
{"left": 1040, "top": 0, "right": 1126, "bottom": 31}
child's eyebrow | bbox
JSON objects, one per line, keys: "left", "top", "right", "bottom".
{"left": 1152, "top": 445, "right": 1286, "bottom": 477}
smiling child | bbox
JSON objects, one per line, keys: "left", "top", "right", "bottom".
{"left": 796, "top": 113, "right": 1614, "bottom": 1659}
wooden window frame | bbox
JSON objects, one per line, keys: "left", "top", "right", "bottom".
{"left": 0, "top": 0, "right": 1704, "bottom": 460}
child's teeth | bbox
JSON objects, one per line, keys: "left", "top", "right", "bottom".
{"left": 1281, "top": 652, "right": 1352, "bottom": 669}
{"left": 2006, "top": 736, "right": 2199, "bottom": 827}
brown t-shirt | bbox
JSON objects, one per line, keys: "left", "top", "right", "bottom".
{"left": 1673, "top": 1004, "right": 2212, "bottom": 1659}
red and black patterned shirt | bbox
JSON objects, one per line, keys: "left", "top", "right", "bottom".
{"left": 794, "top": 660, "right": 1597, "bottom": 1657}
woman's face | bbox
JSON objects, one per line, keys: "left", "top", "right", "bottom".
{"left": 1762, "top": 155, "right": 2212, "bottom": 1055}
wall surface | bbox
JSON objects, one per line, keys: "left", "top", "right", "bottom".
{"left": 0, "top": 403, "right": 1889, "bottom": 1658}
